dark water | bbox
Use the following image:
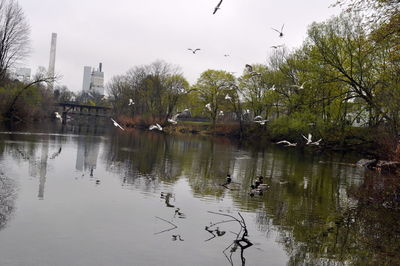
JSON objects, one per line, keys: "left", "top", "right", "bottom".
{"left": 0, "top": 125, "right": 399, "bottom": 265}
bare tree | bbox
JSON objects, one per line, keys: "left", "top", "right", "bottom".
{"left": 0, "top": 0, "right": 30, "bottom": 82}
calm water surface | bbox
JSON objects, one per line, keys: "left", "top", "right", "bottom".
{"left": 0, "top": 125, "right": 398, "bottom": 265}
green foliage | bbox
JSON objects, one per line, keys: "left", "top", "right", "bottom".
{"left": 269, "top": 112, "right": 319, "bottom": 140}
{"left": 191, "top": 69, "right": 236, "bottom": 125}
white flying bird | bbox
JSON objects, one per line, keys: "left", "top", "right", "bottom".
{"left": 254, "top": 115, "right": 263, "bottom": 121}
{"left": 291, "top": 82, "right": 306, "bottom": 90}
{"left": 302, "top": 133, "right": 322, "bottom": 145}
{"left": 149, "top": 123, "right": 163, "bottom": 131}
{"left": 276, "top": 140, "right": 297, "bottom": 147}
{"left": 128, "top": 99, "right": 134, "bottom": 105}
{"left": 225, "top": 94, "right": 232, "bottom": 101}
{"left": 54, "top": 112, "right": 62, "bottom": 122}
{"left": 168, "top": 113, "right": 180, "bottom": 124}
{"left": 254, "top": 119, "right": 268, "bottom": 125}
{"left": 205, "top": 103, "right": 212, "bottom": 111}
{"left": 218, "top": 110, "right": 224, "bottom": 116}
{"left": 302, "top": 133, "right": 313, "bottom": 145}
{"left": 270, "top": 84, "right": 276, "bottom": 91}
{"left": 111, "top": 118, "right": 124, "bottom": 130}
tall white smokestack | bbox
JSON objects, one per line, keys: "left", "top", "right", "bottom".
{"left": 48, "top": 32, "right": 57, "bottom": 90}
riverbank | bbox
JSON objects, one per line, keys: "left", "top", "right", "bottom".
{"left": 116, "top": 115, "right": 390, "bottom": 158}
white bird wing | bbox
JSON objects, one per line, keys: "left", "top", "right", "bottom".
{"left": 156, "top": 123, "right": 163, "bottom": 131}
{"left": 254, "top": 115, "right": 262, "bottom": 120}
{"left": 111, "top": 118, "right": 124, "bottom": 130}
{"left": 149, "top": 124, "right": 157, "bottom": 130}
{"left": 276, "top": 140, "right": 290, "bottom": 145}
{"left": 312, "top": 139, "right": 322, "bottom": 145}
{"left": 205, "top": 103, "right": 211, "bottom": 111}
{"left": 168, "top": 119, "right": 177, "bottom": 124}
{"left": 172, "top": 113, "right": 180, "bottom": 120}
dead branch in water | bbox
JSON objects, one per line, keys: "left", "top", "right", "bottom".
{"left": 206, "top": 211, "right": 253, "bottom": 265}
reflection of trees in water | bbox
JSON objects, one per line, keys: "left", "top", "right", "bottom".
{"left": 0, "top": 174, "right": 17, "bottom": 230}
{"left": 103, "top": 131, "right": 237, "bottom": 195}
{"left": 262, "top": 168, "right": 400, "bottom": 265}
{"left": 102, "top": 130, "right": 400, "bottom": 264}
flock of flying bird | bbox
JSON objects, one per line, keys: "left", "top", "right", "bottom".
{"left": 52, "top": 1, "right": 320, "bottom": 148}
{"left": 187, "top": 0, "right": 285, "bottom": 57}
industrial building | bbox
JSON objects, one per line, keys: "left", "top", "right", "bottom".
{"left": 82, "top": 63, "right": 104, "bottom": 95}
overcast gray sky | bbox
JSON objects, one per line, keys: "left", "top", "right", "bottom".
{"left": 17, "top": 0, "right": 341, "bottom": 93}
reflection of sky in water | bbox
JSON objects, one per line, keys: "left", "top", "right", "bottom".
{"left": 0, "top": 129, "right": 369, "bottom": 265}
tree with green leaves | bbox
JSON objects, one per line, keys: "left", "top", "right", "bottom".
{"left": 192, "top": 70, "right": 236, "bottom": 127}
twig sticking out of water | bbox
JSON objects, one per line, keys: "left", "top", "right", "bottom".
{"left": 154, "top": 216, "right": 178, "bottom": 235}
{"left": 206, "top": 211, "right": 253, "bottom": 265}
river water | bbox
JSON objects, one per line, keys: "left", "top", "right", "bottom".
{"left": 0, "top": 125, "right": 399, "bottom": 265}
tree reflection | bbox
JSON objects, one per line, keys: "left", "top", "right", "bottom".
{"left": 0, "top": 173, "right": 16, "bottom": 230}
{"left": 34, "top": 127, "right": 399, "bottom": 265}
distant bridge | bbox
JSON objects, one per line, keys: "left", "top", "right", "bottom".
{"left": 55, "top": 102, "right": 112, "bottom": 125}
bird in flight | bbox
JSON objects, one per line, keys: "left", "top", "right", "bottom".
{"left": 188, "top": 48, "right": 201, "bottom": 54}
{"left": 254, "top": 119, "right": 268, "bottom": 125}
{"left": 111, "top": 118, "right": 124, "bottom": 130}
{"left": 149, "top": 123, "right": 163, "bottom": 131}
{"left": 253, "top": 116, "right": 268, "bottom": 125}
{"left": 276, "top": 140, "right": 297, "bottom": 147}
{"left": 54, "top": 112, "right": 62, "bottom": 122}
{"left": 168, "top": 113, "right": 180, "bottom": 125}
{"left": 291, "top": 82, "right": 306, "bottom": 90}
{"left": 128, "top": 99, "right": 134, "bottom": 105}
{"left": 271, "top": 24, "right": 285, "bottom": 37}
{"left": 213, "top": 0, "right": 223, "bottom": 14}
{"left": 205, "top": 103, "right": 212, "bottom": 111}
{"left": 302, "top": 133, "right": 313, "bottom": 145}
{"left": 271, "top": 45, "right": 283, "bottom": 49}
{"left": 225, "top": 94, "right": 232, "bottom": 101}
{"left": 302, "top": 134, "right": 322, "bottom": 145}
